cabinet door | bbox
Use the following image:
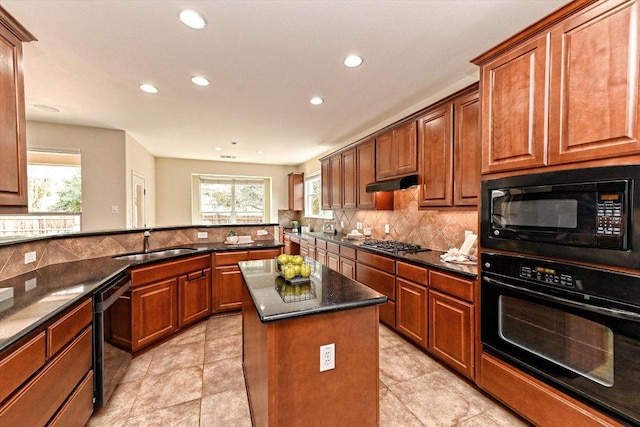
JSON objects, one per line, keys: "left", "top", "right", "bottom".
{"left": 396, "top": 278, "right": 427, "bottom": 348}
{"left": 357, "top": 139, "right": 376, "bottom": 209}
{"left": 419, "top": 104, "right": 453, "bottom": 207}
{"left": 394, "top": 121, "right": 418, "bottom": 176}
{"left": 428, "top": 290, "right": 474, "bottom": 379}
{"left": 375, "top": 131, "right": 395, "bottom": 179}
{"left": 288, "top": 172, "right": 304, "bottom": 211}
{"left": 330, "top": 154, "right": 342, "bottom": 209}
{"left": 548, "top": 0, "right": 640, "bottom": 164}
{"left": 453, "top": 91, "right": 480, "bottom": 206}
{"left": 327, "top": 251, "right": 340, "bottom": 272}
{"left": 321, "top": 158, "right": 331, "bottom": 210}
{"left": 178, "top": 268, "right": 212, "bottom": 327}
{"left": 0, "top": 20, "right": 29, "bottom": 211}
{"left": 213, "top": 265, "right": 244, "bottom": 312}
{"left": 342, "top": 148, "right": 357, "bottom": 209}
{"left": 339, "top": 256, "right": 355, "bottom": 279}
{"left": 315, "top": 248, "right": 327, "bottom": 266}
{"left": 481, "top": 33, "right": 549, "bottom": 173}
{"left": 132, "top": 279, "right": 178, "bottom": 351}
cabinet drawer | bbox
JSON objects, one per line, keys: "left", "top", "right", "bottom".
{"left": 327, "top": 241, "right": 340, "bottom": 254}
{"left": 340, "top": 245, "right": 356, "bottom": 260}
{"left": 300, "top": 239, "right": 308, "bottom": 249}
{"left": 0, "top": 332, "right": 46, "bottom": 404}
{"left": 47, "top": 299, "right": 92, "bottom": 358}
{"left": 249, "top": 248, "right": 282, "bottom": 260}
{"left": 307, "top": 237, "right": 316, "bottom": 246}
{"left": 356, "top": 263, "right": 395, "bottom": 299}
{"left": 132, "top": 254, "right": 211, "bottom": 286}
{"left": 316, "top": 239, "right": 327, "bottom": 250}
{"left": 0, "top": 326, "right": 92, "bottom": 427}
{"left": 48, "top": 370, "right": 94, "bottom": 427}
{"left": 357, "top": 250, "right": 395, "bottom": 274}
{"left": 429, "top": 270, "right": 474, "bottom": 302}
{"left": 397, "top": 261, "right": 428, "bottom": 284}
{"left": 290, "top": 235, "right": 300, "bottom": 244}
{"left": 213, "top": 251, "right": 249, "bottom": 266}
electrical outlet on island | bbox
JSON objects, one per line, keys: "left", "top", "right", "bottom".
{"left": 320, "top": 343, "right": 335, "bottom": 372}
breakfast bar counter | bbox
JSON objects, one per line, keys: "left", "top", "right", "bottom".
{"left": 239, "top": 258, "right": 386, "bottom": 427}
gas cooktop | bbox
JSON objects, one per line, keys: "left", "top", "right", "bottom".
{"left": 358, "top": 239, "right": 431, "bottom": 254}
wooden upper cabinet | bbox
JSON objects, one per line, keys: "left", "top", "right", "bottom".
{"left": 320, "top": 158, "right": 331, "bottom": 210}
{"left": 479, "top": 32, "right": 549, "bottom": 173}
{"left": 418, "top": 104, "right": 454, "bottom": 207}
{"left": 453, "top": 91, "right": 480, "bottom": 206}
{"left": 548, "top": 0, "right": 640, "bottom": 164}
{"left": 476, "top": 0, "right": 640, "bottom": 174}
{"left": 287, "top": 172, "right": 304, "bottom": 211}
{"left": 329, "top": 154, "right": 342, "bottom": 209}
{"left": 357, "top": 139, "right": 376, "bottom": 209}
{"left": 342, "top": 148, "right": 357, "bottom": 209}
{"left": 375, "top": 121, "right": 418, "bottom": 180}
{"left": 0, "top": 8, "right": 35, "bottom": 213}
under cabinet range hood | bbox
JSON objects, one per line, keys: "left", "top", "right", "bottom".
{"left": 365, "top": 174, "right": 419, "bottom": 193}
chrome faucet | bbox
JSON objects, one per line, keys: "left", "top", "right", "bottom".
{"left": 143, "top": 230, "right": 151, "bottom": 253}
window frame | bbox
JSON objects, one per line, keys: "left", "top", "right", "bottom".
{"left": 194, "top": 174, "right": 268, "bottom": 225}
{"left": 304, "top": 171, "right": 333, "bottom": 219}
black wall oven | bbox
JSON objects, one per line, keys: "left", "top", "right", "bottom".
{"left": 481, "top": 165, "right": 640, "bottom": 269}
{"left": 481, "top": 252, "right": 640, "bottom": 425}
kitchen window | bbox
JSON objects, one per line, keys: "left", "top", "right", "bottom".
{"left": 305, "top": 172, "right": 332, "bottom": 219}
{"left": 0, "top": 150, "right": 82, "bottom": 242}
{"left": 195, "top": 175, "right": 267, "bottom": 224}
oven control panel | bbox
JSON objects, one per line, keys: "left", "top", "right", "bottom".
{"left": 519, "top": 264, "right": 574, "bottom": 287}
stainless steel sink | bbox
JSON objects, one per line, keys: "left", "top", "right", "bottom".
{"left": 113, "top": 247, "right": 197, "bottom": 261}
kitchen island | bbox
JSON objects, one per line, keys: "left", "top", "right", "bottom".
{"left": 239, "top": 258, "right": 387, "bottom": 427}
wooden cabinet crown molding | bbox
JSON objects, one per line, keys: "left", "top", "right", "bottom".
{"left": 0, "top": 7, "right": 37, "bottom": 42}
{"left": 471, "top": 0, "right": 597, "bottom": 66}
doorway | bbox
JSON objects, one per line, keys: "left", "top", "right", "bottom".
{"left": 132, "top": 172, "right": 146, "bottom": 228}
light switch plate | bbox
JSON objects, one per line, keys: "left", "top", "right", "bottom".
{"left": 24, "top": 251, "right": 36, "bottom": 264}
{"left": 256, "top": 230, "right": 268, "bottom": 236}
{"left": 197, "top": 231, "right": 208, "bottom": 239}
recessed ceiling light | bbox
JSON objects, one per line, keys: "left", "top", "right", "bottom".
{"left": 191, "top": 76, "right": 210, "bottom": 86}
{"left": 179, "top": 10, "right": 207, "bottom": 30}
{"left": 344, "top": 55, "right": 363, "bottom": 68}
{"left": 214, "top": 147, "right": 222, "bottom": 151}
{"left": 256, "top": 150, "right": 264, "bottom": 155}
{"left": 139, "top": 84, "right": 158, "bottom": 94}
{"left": 32, "top": 104, "right": 60, "bottom": 113}
{"left": 309, "top": 97, "right": 324, "bottom": 105}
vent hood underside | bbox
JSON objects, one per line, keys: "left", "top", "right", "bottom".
{"left": 365, "top": 174, "right": 419, "bottom": 193}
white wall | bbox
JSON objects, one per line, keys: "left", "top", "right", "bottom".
{"left": 26, "top": 121, "right": 127, "bottom": 231}
{"left": 125, "top": 133, "right": 156, "bottom": 227}
{"left": 155, "top": 157, "right": 290, "bottom": 226}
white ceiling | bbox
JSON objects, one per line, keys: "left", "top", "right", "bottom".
{"left": 3, "top": 0, "right": 567, "bottom": 166}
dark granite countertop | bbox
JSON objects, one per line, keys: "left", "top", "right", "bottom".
{"left": 287, "top": 232, "right": 478, "bottom": 278}
{"left": 239, "top": 258, "right": 387, "bottom": 323}
{"left": 0, "top": 240, "right": 283, "bottom": 353}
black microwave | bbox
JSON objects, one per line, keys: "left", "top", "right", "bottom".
{"left": 481, "top": 165, "right": 640, "bottom": 269}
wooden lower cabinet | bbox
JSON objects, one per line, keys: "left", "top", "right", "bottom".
{"left": 179, "top": 268, "right": 212, "bottom": 327}
{"left": 428, "top": 290, "right": 474, "bottom": 379}
{"left": 213, "top": 264, "right": 244, "bottom": 312}
{"left": 132, "top": 278, "right": 179, "bottom": 351}
{"left": 396, "top": 278, "right": 427, "bottom": 348}
{"left": 339, "top": 256, "right": 356, "bottom": 279}
{"left": 356, "top": 258, "right": 396, "bottom": 328}
{"left": 478, "top": 352, "right": 622, "bottom": 427}
{"left": 213, "top": 248, "right": 282, "bottom": 313}
{"left": 0, "top": 298, "right": 93, "bottom": 427}
{"left": 327, "top": 251, "right": 340, "bottom": 272}
{"left": 316, "top": 248, "right": 327, "bottom": 265}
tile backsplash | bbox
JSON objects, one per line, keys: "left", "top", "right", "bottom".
{"left": 293, "top": 187, "right": 478, "bottom": 251}
{"left": 0, "top": 225, "right": 278, "bottom": 281}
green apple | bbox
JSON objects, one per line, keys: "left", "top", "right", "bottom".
{"left": 300, "top": 263, "right": 312, "bottom": 278}
{"left": 277, "top": 254, "right": 290, "bottom": 264}
{"left": 283, "top": 264, "right": 296, "bottom": 279}
{"left": 291, "top": 255, "right": 304, "bottom": 265}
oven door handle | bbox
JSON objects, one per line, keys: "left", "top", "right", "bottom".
{"left": 483, "top": 275, "right": 640, "bottom": 321}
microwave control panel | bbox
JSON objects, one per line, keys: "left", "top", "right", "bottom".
{"left": 519, "top": 264, "right": 574, "bottom": 288}
{"left": 596, "top": 193, "right": 624, "bottom": 237}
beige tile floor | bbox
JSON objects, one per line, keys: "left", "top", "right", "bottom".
{"left": 88, "top": 313, "right": 530, "bottom": 427}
